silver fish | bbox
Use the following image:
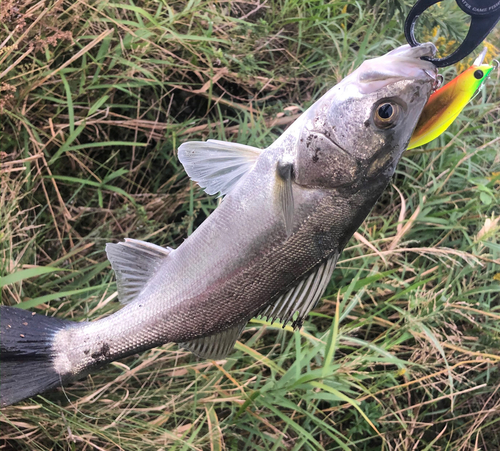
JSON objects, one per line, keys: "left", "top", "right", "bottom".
{"left": 0, "top": 43, "right": 437, "bottom": 407}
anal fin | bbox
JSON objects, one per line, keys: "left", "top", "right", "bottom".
{"left": 179, "top": 322, "right": 247, "bottom": 359}
{"left": 258, "top": 253, "right": 339, "bottom": 328}
{"left": 106, "top": 238, "right": 172, "bottom": 304}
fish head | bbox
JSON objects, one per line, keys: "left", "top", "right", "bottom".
{"left": 294, "top": 43, "right": 437, "bottom": 189}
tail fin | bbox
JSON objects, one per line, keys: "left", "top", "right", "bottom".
{"left": 1, "top": 306, "right": 71, "bottom": 407}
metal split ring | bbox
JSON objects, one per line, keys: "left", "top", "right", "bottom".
{"left": 435, "top": 74, "right": 444, "bottom": 89}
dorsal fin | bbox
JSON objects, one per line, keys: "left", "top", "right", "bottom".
{"left": 106, "top": 238, "right": 172, "bottom": 304}
{"left": 258, "top": 253, "right": 339, "bottom": 328}
{"left": 177, "top": 139, "right": 262, "bottom": 196}
{"left": 179, "top": 321, "right": 247, "bottom": 359}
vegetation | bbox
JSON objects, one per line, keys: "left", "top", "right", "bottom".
{"left": 1, "top": 0, "right": 499, "bottom": 449}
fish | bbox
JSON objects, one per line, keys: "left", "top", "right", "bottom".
{"left": 408, "top": 47, "right": 495, "bottom": 149}
{"left": 0, "top": 43, "right": 437, "bottom": 407}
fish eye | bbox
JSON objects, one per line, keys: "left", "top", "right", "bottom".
{"left": 378, "top": 103, "right": 393, "bottom": 119}
{"left": 373, "top": 101, "right": 400, "bottom": 129}
{"left": 474, "top": 70, "right": 484, "bottom": 80}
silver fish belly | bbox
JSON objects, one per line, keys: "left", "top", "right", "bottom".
{"left": 0, "top": 43, "right": 437, "bottom": 407}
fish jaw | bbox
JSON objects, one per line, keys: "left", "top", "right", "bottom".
{"left": 354, "top": 43, "right": 438, "bottom": 94}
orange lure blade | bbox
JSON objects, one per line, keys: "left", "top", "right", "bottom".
{"left": 408, "top": 49, "right": 495, "bottom": 150}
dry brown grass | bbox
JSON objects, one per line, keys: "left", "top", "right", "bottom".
{"left": 1, "top": 0, "right": 500, "bottom": 450}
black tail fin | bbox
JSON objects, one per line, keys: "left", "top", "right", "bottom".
{"left": 1, "top": 305, "right": 71, "bottom": 407}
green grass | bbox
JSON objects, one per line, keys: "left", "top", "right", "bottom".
{"left": 1, "top": 0, "right": 500, "bottom": 449}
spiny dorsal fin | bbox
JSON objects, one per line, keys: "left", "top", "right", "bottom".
{"left": 106, "top": 238, "right": 172, "bottom": 305}
{"left": 177, "top": 139, "right": 262, "bottom": 196}
{"left": 179, "top": 321, "right": 247, "bottom": 359}
{"left": 276, "top": 161, "right": 295, "bottom": 237}
{"left": 258, "top": 253, "right": 339, "bottom": 328}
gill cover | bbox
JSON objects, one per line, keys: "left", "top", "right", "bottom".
{"left": 294, "top": 128, "right": 359, "bottom": 188}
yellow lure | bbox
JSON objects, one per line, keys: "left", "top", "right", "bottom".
{"left": 408, "top": 50, "right": 495, "bottom": 150}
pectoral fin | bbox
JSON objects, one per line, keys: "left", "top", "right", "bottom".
{"left": 106, "top": 238, "right": 172, "bottom": 304}
{"left": 179, "top": 321, "right": 247, "bottom": 359}
{"left": 178, "top": 139, "right": 262, "bottom": 196}
{"left": 258, "top": 253, "right": 339, "bottom": 328}
{"left": 276, "top": 161, "right": 295, "bottom": 237}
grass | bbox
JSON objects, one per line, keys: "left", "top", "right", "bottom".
{"left": 1, "top": 0, "right": 500, "bottom": 449}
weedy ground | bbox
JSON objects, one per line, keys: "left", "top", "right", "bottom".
{"left": 1, "top": 0, "right": 499, "bottom": 449}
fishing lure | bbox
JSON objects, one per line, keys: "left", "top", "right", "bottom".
{"left": 408, "top": 48, "right": 496, "bottom": 149}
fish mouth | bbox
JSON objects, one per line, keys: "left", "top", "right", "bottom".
{"left": 355, "top": 43, "right": 437, "bottom": 94}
